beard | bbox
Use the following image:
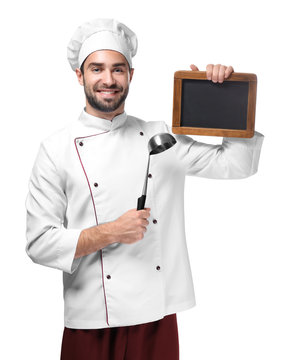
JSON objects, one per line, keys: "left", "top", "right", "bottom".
{"left": 83, "top": 81, "right": 129, "bottom": 113}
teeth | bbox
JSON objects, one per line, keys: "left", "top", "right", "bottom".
{"left": 100, "top": 91, "right": 116, "bottom": 94}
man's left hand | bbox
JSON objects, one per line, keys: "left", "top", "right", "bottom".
{"left": 190, "top": 64, "right": 234, "bottom": 83}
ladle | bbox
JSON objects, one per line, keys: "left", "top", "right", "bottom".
{"left": 137, "top": 133, "right": 177, "bottom": 210}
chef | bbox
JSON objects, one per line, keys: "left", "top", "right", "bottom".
{"left": 25, "top": 18, "right": 264, "bottom": 360}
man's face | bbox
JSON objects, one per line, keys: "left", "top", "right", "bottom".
{"left": 76, "top": 50, "right": 134, "bottom": 115}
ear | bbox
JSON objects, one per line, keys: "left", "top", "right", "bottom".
{"left": 129, "top": 68, "right": 134, "bottom": 82}
{"left": 75, "top": 68, "right": 84, "bottom": 86}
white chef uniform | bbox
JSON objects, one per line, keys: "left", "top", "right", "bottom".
{"left": 25, "top": 108, "right": 264, "bottom": 329}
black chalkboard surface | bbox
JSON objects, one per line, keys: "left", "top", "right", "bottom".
{"left": 172, "top": 71, "right": 257, "bottom": 138}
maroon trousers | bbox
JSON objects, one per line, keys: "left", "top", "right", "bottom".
{"left": 60, "top": 313, "right": 179, "bottom": 360}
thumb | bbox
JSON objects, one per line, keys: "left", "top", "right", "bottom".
{"left": 190, "top": 64, "right": 199, "bottom": 71}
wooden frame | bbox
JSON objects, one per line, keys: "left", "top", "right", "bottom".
{"left": 172, "top": 71, "right": 257, "bottom": 138}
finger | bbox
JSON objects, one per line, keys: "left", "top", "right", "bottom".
{"left": 206, "top": 64, "right": 213, "bottom": 80}
{"left": 218, "top": 65, "right": 227, "bottom": 83}
{"left": 141, "top": 219, "right": 149, "bottom": 226}
{"left": 139, "top": 209, "right": 151, "bottom": 218}
{"left": 212, "top": 64, "right": 221, "bottom": 83}
{"left": 224, "top": 66, "right": 234, "bottom": 79}
{"left": 190, "top": 64, "right": 199, "bottom": 71}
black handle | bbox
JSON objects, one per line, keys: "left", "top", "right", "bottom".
{"left": 137, "top": 195, "right": 146, "bottom": 210}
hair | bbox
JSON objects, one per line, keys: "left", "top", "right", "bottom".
{"left": 80, "top": 59, "right": 86, "bottom": 75}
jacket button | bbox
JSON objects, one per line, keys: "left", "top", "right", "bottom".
{"left": 156, "top": 266, "right": 161, "bottom": 271}
{"left": 106, "top": 275, "right": 111, "bottom": 280}
{"left": 153, "top": 219, "right": 158, "bottom": 224}
{"left": 79, "top": 141, "right": 84, "bottom": 146}
{"left": 148, "top": 173, "right": 152, "bottom": 178}
{"left": 139, "top": 132, "right": 144, "bottom": 136}
{"left": 94, "top": 183, "right": 98, "bottom": 187}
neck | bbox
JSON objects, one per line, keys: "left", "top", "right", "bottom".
{"left": 85, "top": 101, "right": 125, "bottom": 121}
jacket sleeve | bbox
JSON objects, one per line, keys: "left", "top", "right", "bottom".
{"left": 25, "top": 142, "right": 82, "bottom": 274}
{"left": 165, "top": 124, "right": 264, "bottom": 179}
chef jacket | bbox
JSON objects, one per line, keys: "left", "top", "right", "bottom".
{"left": 25, "top": 108, "right": 264, "bottom": 329}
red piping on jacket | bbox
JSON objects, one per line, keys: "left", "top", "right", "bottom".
{"left": 74, "top": 131, "right": 110, "bottom": 327}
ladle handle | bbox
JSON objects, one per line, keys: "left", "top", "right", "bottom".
{"left": 137, "top": 195, "right": 146, "bottom": 210}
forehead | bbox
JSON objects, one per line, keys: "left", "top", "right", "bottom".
{"left": 84, "top": 50, "right": 129, "bottom": 68}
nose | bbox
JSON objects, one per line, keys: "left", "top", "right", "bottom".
{"left": 101, "top": 69, "right": 116, "bottom": 87}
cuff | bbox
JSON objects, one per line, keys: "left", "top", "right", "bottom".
{"left": 57, "top": 227, "right": 83, "bottom": 274}
{"left": 224, "top": 130, "right": 264, "bottom": 144}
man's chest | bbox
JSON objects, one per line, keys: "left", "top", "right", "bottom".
{"left": 61, "top": 127, "right": 181, "bottom": 224}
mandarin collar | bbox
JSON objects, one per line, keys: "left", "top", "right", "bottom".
{"left": 78, "top": 108, "right": 128, "bottom": 132}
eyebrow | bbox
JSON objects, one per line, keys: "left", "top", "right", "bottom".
{"left": 87, "top": 62, "right": 127, "bottom": 69}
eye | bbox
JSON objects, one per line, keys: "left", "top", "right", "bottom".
{"left": 114, "top": 68, "right": 123, "bottom": 73}
{"left": 92, "top": 68, "right": 100, "bottom": 73}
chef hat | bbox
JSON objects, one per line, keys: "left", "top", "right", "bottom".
{"left": 67, "top": 18, "right": 138, "bottom": 71}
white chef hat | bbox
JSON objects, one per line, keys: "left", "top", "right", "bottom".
{"left": 67, "top": 18, "right": 138, "bottom": 71}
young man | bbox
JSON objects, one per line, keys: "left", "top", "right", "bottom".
{"left": 25, "top": 18, "right": 264, "bottom": 360}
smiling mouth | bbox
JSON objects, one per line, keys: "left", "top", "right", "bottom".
{"left": 96, "top": 89, "right": 120, "bottom": 97}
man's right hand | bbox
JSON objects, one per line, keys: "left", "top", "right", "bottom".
{"left": 74, "top": 208, "right": 151, "bottom": 259}
{"left": 108, "top": 208, "right": 151, "bottom": 244}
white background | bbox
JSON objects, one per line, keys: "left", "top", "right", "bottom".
{"left": 1, "top": 0, "right": 281, "bottom": 359}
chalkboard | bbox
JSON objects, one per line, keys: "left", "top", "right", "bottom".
{"left": 172, "top": 71, "right": 257, "bottom": 138}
